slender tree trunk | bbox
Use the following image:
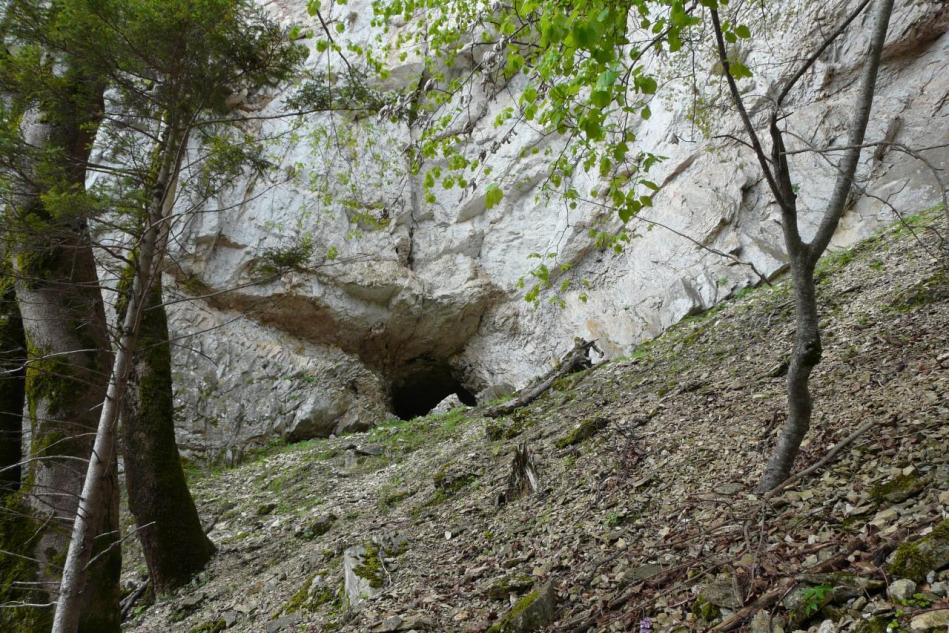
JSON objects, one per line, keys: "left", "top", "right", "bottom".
{"left": 756, "top": 257, "right": 822, "bottom": 491}
{"left": 52, "top": 124, "right": 186, "bottom": 633}
{"left": 710, "top": 0, "right": 894, "bottom": 491}
{"left": 123, "top": 278, "right": 214, "bottom": 594}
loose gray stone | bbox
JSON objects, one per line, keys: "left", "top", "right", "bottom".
{"left": 888, "top": 578, "right": 918, "bottom": 601}
{"left": 488, "top": 582, "right": 556, "bottom": 632}
{"left": 700, "top": 576, "right": 743, "bottom": 610}
{"left": 910, "top": 609, "right": 949, "bottom": 631}
{"left": 265, "top": 613, "right": 301, "bottom": 633}
{"left": 344, "top": 545, "right": 383, "bottom": 608}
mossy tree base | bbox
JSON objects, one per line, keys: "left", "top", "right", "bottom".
{"left": 123, "top": 280, "right": 214, "bottom": 594}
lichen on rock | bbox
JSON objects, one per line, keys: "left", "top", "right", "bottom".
{"left": 887, "top": 520, "right": 949, "bottom": 583}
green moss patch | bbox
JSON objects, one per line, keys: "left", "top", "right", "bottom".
{"left": 887, "top": 269, "right": 949, "bottom": 312}
{"left": 188, "top": 619, "right": 225, "bottom": 633}
{"left": 555, "top": 417, "right": 609, "bottom": 449}
{"left": 485, "top": 574, "right": 535, "bottom": 600}
{"left": 870, "top": 474, "right": 925, "bottom": 504}
{"left": 887, "top": 520, "right": 949, "bottom": 583}
{"left": 433, "top": 466, "right": 477, "bottom": 494}
{"left": 353, "top": 542, "right": 385, "bottom": 589}
{"left": 283, "top": 575, "right": 337, "bottom": 614}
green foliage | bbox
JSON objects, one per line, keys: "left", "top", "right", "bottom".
{"left": 799, "top": 584, "right": 833, "bottom": 617}
{"left": 287, "top": 71, "right": 391, "bottom": 114}
{"left": 367, "top": 0, "right": 697, "bottom": 257}
{"left": 485, "top": 183, "right": 504, "bottom": 210}
{"left": 360, "top": 0, "right": 759, "bottom": 305}
{"left": 254, "top": 234, "right": 316, "bottom": 276}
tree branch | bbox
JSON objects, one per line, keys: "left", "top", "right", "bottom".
{"left": 807, "top": 0, "right": 895, "bottom": 264}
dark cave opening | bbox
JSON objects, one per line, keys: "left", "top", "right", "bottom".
{"left": 390, "top": 360, "right": 476, "bottom": 420}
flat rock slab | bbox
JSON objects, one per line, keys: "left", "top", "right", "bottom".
{"left": 486, "top": 582, "right": 556, "bottom": 633}
{"left": 344, "top": 544, "right": 383, "bottom": 608}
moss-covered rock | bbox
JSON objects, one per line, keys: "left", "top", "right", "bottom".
{"left": 432, "top": 466, "right": 476, "bottom": 494}
{"left": 283, "top": 574, "right": 336, "bottom": 614}
{"left": 888, "top": 269, "right": 949, "bottom": 312}
{"left": 353, "top": 542, "right": 385, "bottom": 589}
{"left": 852, "top": 616, "right": 891, "bottom": 633}
{"left": 295, "top": 513, "right": 337, "bottom": 540}
{"left": 486, "top": 582, "right": 556, "bottom": 633}
{"left": 784, "top": 584, "right": 835, "bottom": 629}
{"left": 887, "top": 520, "right": 949, "bottom": 583}
{"left": 554, "top": 417, "right": 609, "bottom": 449}
{"left": 188, "top": 619, "right": 226, "bottom": 633}
{"left": 870, "top": 473, "right": 925, "bottom": 504}
{"left": 485, "top": 573, "right": 535, "bottom": 600}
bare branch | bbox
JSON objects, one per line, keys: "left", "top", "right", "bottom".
{"left": 808, "top": 0, "right": 896, "bottom": 263}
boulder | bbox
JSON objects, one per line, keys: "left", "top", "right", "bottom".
{"left": 431, "top": 394, "right": 465, "bottom": 415}
{"left": 343, "top": 544, "right": 384, "bottom": 608}
{"left": 486, "top": 582, "right": 556, "bottom": 633}
{"left": 888, "top": 578, "right": 917, "bottom": 601}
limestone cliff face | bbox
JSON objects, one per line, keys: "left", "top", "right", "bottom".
{"left": 166, "top": 0, "right": 948, "bottom": 457}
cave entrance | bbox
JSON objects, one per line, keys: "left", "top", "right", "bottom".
{"left": 390, "top": 360, "right": 476, "bottom": 420}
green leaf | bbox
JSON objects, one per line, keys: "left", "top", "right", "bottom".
{"left": 729, "top": 61, "right": 753, "bottom": 79}
{"left": 638, "top": 75, "right": 658, "bottom": 95}
{"left": 485, "top": 184, "right": 504, "bottom": 209}
{"left": 590, "top": 90, "right": 611, "bottom": 108}
{"left": 735, "top": 25, "right": 751, "bottom": 38}
{"left": 595, "top": 68, "right": 620, "bottom": 91}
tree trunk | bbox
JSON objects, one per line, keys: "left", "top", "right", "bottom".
{"left": 52, "top": 123, "right": 186, "bottom": 633}
{"left": 123, "top": 279, "right": 214, "bottom": 594}
{"left": 9, "top": 108, "right": 121, "bottom": 633}
{"left": 756, "top": 257, "right": 822, "bottom": 492}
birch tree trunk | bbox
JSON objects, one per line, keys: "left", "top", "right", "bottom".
{"left": 51, "top": 124, "right": 187, "bottom": 633}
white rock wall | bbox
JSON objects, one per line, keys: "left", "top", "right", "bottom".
{"left": 167, "top": 0, "right": 948, "bottom": 456}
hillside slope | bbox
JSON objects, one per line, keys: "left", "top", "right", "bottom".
{"left": 126, "top": 214, "right": 948, "bottom": 633}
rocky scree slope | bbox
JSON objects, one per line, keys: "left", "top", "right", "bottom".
{"left": 124, "top": 214, "right": 948, "bottom": 632}
{"left": 163, "top": 0, "right": 948, "bottom": 456}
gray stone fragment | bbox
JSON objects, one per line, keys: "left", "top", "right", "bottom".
{"left": 487, "top": 582, "right": 556, "bottom": 632}
{"left": 910, "top": 609, "right": 949, "bottom": 631}
{"left": 344, "top": 544, "right": 383, "bottom": 608}
{"left": 888, "top": 578, "right": 918, "bottom": 601}
{"left": 700, "top": 575, "right": 743, "bottom": 610}
{"left": 265, "top": 613, "right": 301, "bottom": 633}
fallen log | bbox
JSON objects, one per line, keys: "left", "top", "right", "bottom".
{"left": 485, "top": 338, "right": 600, "bottom": 418}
